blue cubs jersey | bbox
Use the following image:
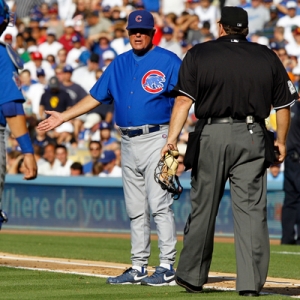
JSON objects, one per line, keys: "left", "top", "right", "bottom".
{"left": 0, "top": 44, "right": 24, "bottom": 126}
{"left": 90, "top": 46, "right": 181, "bottom": 127}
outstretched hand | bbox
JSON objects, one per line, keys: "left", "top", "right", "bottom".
{"left": 37, "top": 110, "right": 64, "bottom": 131}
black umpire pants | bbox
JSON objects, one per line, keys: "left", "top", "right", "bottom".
{"left": 176, "top": 122, "right": 269, "bottom": 293}
{"left": 281, "top": 153, "right": 300, "bottom": 245}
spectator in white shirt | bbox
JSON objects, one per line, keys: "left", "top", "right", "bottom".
{"left": 24, "top": 51, "right": 55, "bottom": 81}
{"left": 98, "top": 150, "right": 122, "bottom": 177}
{"left": 55, "top": 144, "right": 74, "bottom": 176}
{"left": 38, "top": 143, "right": 62, "bottom": 175}
{"left": 66, "top": 35, "right": 87, "bottom": 68}
{"left": 159, "top": 26, "right": 182, "bottom": 58}
{"left": 38, "top": 28, "right": 64, "bottom": 59}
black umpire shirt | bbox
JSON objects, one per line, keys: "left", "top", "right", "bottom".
{"left": 174, "top": 34, "right": 298, "bottom": 119}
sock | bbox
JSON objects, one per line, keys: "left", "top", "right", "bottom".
{"left": 132, "top": 265, "right": 146, "bottom": 273}
{"left": 160, "top": 263, "right": 172, "bottom": 270}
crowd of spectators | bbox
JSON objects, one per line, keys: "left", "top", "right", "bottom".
{"left": 4, "top": 0, "right": 297, "bottom": 178}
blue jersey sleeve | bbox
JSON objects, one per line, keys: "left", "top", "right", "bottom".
{"left": 90, "top": 64, "right": 113, "bottom": 104}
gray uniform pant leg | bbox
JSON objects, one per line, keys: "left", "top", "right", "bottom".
{"left": 176, "top": 123, "right": 269, "bottom": 292}
{"left": 0, "top": 127, "right": 6, "bottom": 207}
{"left": 121, "top": 126, "right": 177, "bottom": 267}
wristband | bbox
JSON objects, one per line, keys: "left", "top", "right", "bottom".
{"left": 16, "top": 133, "right": 34, "bottom": 154}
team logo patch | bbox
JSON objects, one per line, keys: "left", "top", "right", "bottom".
{"left": 135, "top": 15, "right": 142, "bottom": 22}
{"left": 50, "top": 96, "right": 59, "bottom": 108}
{"left": 12, "top": 72, "right": 21, "bottom": 90}
{"left": 142, "top": 70, "right": 166, "bottom": 94}
{"left": 287, "top": 80, "right": 296, "bottom": 94}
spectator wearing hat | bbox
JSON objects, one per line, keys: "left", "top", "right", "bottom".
{"left": 71, "top": 52, "right": 100, "bottom": 93}
{"left": 159, "top": 26, "right": 183, "bottom": 58}
{"left": 101, "top": 50, "right": 116, "bottom": 71}
{"left": 59, "top": 19, "right": 85, "bottom": 53}
{"left": 61, "top": 65, "right": 87, "bottom": 106}
{"left": 82, "top": 140, "right": 102, "bottom": 174}
{"left": 38, "top": 28, "right": 64, "bottom": 60}
{"left": 109, "top": 6, "right": 127, "bottom": 24}
{"left": 24, "top": 51, "right": 55, "bottom": 81}
{"left": 36, "top": 67, "right": 47, "bottom": 86}
{"left": 39, "top": 76, "right": 74, "bottom": 145}
{"left": 92, "top": 35, "right": 117, "bottom": 69}
{"left": 99, "top": 121, "right": 117, "bottom": 147}
{"left": 277, "top": 1, "right": 300, "bottom": 44}
{"left": 61, "top": 64, "right": 88, "bottom": 141}
{"left": 81, "top": 112, "right": 102, "bottom": 142}
{"left": 98, "top": 150, "right": 122, "bottom": 177}
{"left": 66, "top": 35, "right": 87, "bottom": 68}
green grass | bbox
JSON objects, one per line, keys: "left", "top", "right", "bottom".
{"left": 0, "top": 233, "right": 299, "bottom": 279}
{"left": 0, "top": 267, "right": 290, "bottom": 300}
{"left": 0, "top": 233, "right": 299, "bottom": 299}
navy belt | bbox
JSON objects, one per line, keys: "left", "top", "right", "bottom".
{"left": 120, "top": 125, "right": 161, "bottom": 138}
{"left": 207, "top": 117, "right": 262, "bottom": 124}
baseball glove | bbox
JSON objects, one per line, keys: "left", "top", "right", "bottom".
{"left": 0, "top": 209, "right": 8, "bottom": 230}
{"left": 154, "top": 144, "right": 183, "bottom": 200}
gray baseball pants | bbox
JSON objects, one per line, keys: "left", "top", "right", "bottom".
{"left": 121, "top": 125, "right": 177, "bottom": 267}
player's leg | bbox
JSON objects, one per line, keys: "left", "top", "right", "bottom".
{"left": 0, "top": 127, "right": 8, "bottom": 229}
{"left": 135, "top": 126, "right": 177, "bottom": 286}
{"left": 106, "top": 135, "right": 150, "bottom": 284}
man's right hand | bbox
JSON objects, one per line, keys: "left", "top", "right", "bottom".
{"left": 23, "top": 154, "right": 37, "bottom": 180}
{"left": 37, "top": 110, "right": 64, "bottom": 131}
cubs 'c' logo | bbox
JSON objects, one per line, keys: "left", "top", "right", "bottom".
{"left": 135, "top": 15, "right": 142, "bottom": 22}
{"left": 142, "top": 70, "right": 166, "bottom": 94}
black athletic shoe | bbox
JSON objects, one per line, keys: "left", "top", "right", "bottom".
{"left": 239, "top": 290, "right": 259, "bottom": 297}
{"left": 175, "top": 275, "right": 203, "bottom": 293}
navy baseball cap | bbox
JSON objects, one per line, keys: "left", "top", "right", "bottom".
{"left": 63, "top": 65, "right": 73, "bottom": 73}
{"left": 100, "top": 121, "right": 110, "bottom": 130}
{"left": 219, "top": 6, "right": 248, "bottom": 28}
{"left": 36, "top": 67, "right": 45, "bottom": 77}
{"left": 162, "top": 26, "right": 173, "bottom": 34}
{"left": 126, "top": 10, "right": 154, "bottom": 30}
{"left": 71, "top": 35, "right": 80, "bottom": 43}
{"left": 100, "top": 150, "right": 116, "bottom": 164}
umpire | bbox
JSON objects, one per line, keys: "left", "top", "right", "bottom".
{"left": 161, "top": 6, "right": 298, "bottom": 296}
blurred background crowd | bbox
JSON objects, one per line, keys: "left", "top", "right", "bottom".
{"left": 4, "top": 0, "right": 296, "bottom": 179}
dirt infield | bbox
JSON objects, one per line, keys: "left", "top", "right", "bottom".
{"left": 0, "top": 230, "right": 299, "bottom": 297}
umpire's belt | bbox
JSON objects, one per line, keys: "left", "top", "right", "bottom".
{"left": 120, "top": 125, "right": 161, "bottom": 138}
{"left": 206, "top": 117, "right": 261, "bottom": 124}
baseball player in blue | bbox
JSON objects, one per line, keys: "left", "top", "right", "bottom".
{"left": 38, "top": 10, "right": 182, "bottom": 286}
{"left": 0, "top": 0, "right": 37, "bottom": 229}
